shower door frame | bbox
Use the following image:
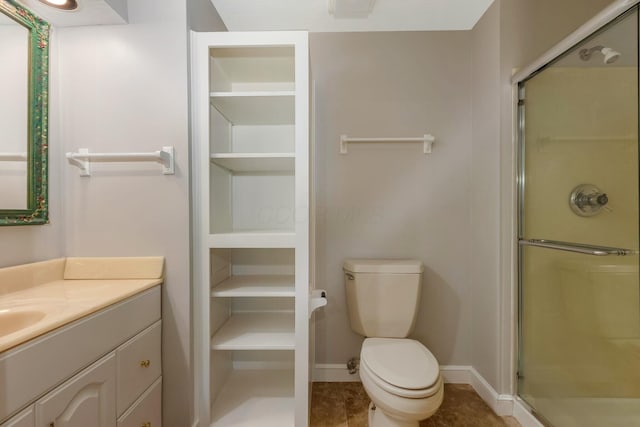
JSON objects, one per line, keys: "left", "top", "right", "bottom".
{"left": 511, "top": 0, "right": 640, "bottom": 424}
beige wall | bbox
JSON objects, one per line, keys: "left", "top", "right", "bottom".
{"left": 466, "top": 0, "right": 616, "bottom": 394}
{"left": 51, "top": 0, "right": 222, "bottom": 425}
{"left": 55, "top": 1, "right": 191, "bottom": 424}
{"left": 311, "top": 31, "right": 474, "bottom": 367}
{"left": 470, "top": 0, "right": 502, "bottom": 390}
{"left": 310, "top": 0, "right": 617, "bottom": 380}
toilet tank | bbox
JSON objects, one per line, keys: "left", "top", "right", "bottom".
{"left": 344, "top": 259, "right": 423, "bottom": 338}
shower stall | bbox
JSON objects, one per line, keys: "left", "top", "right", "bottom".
{"left": 515, "top": 3, "right": 640, "bottom": 427}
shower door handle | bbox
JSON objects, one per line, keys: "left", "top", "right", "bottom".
{"left": 519, "top": 239, "right": 638, "bottom": 256}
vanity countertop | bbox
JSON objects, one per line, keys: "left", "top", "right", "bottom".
{"left": 0, "top": 257, "right": 164, "bottom": 353}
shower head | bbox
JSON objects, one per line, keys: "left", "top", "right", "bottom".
{"left": 579, "top": 45, "right": 621, "bottom": 64}
{"left": 601, "top": 47, "right": 621, "bottom": 64}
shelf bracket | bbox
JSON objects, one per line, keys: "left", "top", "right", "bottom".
{"left": 67, "top": 148, "right": 91, "bottom": 176}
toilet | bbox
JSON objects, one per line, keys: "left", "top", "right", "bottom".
{"left": 344, "top": 259, "right": 444, "bottom": 427}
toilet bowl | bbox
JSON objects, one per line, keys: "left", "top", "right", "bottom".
{"left": 343, "top": 258, "right": 443, "bottom": 426}
{"left": 359, "top": 338, "right": 444, "bottom": 427}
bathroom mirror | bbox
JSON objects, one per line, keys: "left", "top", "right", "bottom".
{"left": 0, "top": 0, "right": 49, "bottom": 225}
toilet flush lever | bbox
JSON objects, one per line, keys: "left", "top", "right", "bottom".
{"left": 346, "top": 273, "right": 355, "bottom": 280}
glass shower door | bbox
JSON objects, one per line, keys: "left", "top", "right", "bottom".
{"left": 518, "top": 7, "right": 640, "bottom": 427}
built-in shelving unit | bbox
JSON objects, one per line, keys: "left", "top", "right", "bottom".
{"left": 209, "top": 369, "right": 294, "bottom": 427}
{"left": 192, "top": 31, "right": 309, "bottom": 427}
{"left": 211, "top": 312, "right": 295, "bottom": 350}
{"left": 210, "top": 92, "right": 295, "bottom": 125}
{"left": 207, "top": 232, "right": 296, "bottom": 248}
{"left": 211, "top": 275, "right": 296, "bottom": 298}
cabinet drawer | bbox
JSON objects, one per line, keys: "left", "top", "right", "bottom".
{"left": 116, "top": 321, "right": 161, "bottom": 416}
{"left": 0, "top": 406, "right": 33, "bottom": 427}
{"left": 117, "top": 378, "right": 161, "bottom": 427}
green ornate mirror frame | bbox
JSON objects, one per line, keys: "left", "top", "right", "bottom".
{"left": 0, "top": 0, "right": 49, "bottom": 225}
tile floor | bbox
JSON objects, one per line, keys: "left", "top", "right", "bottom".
{"left": 310, "top": 382, "right": 521, "bottom": 427}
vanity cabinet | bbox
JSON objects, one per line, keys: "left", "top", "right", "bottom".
{"left": 33, "top": 321, "right": 162, "bottom": 427}
{"left": 191, "top": 32, "right": 310, "bottom": 426}
{"left": 35, "top": 354, "right": 116, "bottom": 427}
{"left": 0, "top": 408, "right": 34, "bottom": 427}
{"left": 0, "top": 288, "right": 162, "bottom": 427}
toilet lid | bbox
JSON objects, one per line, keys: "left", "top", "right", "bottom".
{"left": 361, "top": 338, "right": 439, "bottom": 390}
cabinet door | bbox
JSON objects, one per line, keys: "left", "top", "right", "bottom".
{"left": 0, "top": 406, "right": 34, "bottom": 427}
{"left": 35, "top": 354, "right": 116, "bottom": 427}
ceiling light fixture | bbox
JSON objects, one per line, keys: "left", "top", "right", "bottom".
{"left": 37, "top": 0, "right": 79, "bottom": 11}
{"left": 328, "top": 0, "right": 376, "bottom": 19}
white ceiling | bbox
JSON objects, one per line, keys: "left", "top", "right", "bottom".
{"left": 210, "top": 0, "right": 497, "bottom": 32}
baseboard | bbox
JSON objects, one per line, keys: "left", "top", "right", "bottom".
{"left": 512, "top": 398, "right": 545, "bottom": 427}
{"left": 313, "top": 363, "right": 536, "bottom": 421}
{"left": 467, "top": 367, "right": 513, "bottom": 416}
{"left": 439, "top": 365, "right": 472, "bottom": 383}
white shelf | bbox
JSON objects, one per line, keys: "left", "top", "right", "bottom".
{"left": 212, "top": 275, "right": 295, "bottom": 297}
{"left": 210, "top": 369, "right": 294, "bottom": 427}
{"left": 211, "top": 312, "right": 295, "bottom": 350}
{"left": 210, "top": 91, "right": 295, "bottom": 125}
{"left": 210, "top": 46, "right": 295, "bottom": 91}
{"left": 208, "top": 231, "right": 296, "bottom": 248}
{"left": 210, "top": 153, "right": 295, "bottom": 172}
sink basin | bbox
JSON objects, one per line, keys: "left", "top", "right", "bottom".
{"left": 0, "top": 309, "right": 47, "bottom": 336}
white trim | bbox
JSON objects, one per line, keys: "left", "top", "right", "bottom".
{"left": 512, "top": 398, "right": 545, "bottom": 427}
{"left": 439, "top": 365, "right": 471, "bottom": 384}
{"left": 512, "top": 0, "right": 639, "bottom": 83}
{"left": 468, "top": 367, "right": 513, "bottom": 416}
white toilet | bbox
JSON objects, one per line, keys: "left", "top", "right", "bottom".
{"left": 344, "top": 259, "right": 444, "bottom": 427}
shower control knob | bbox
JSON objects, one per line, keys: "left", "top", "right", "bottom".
{"left": 569, "top": 184, "right": 609, "bottom": 217}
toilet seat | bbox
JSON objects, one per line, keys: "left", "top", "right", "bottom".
{"left": 360, "top": 338, "right": 441, "bottom": 399}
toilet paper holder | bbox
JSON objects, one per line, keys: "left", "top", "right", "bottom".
{"left": 310, "top": 289, "right": 327, "bottom": 318}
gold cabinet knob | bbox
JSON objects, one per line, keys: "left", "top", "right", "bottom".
{"left": 141, "top": 423, "right": 151, "bottom": 427}
{"left": 140, "top": 359, "right": 151, "bottom": 368}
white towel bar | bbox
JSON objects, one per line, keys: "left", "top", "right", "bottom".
{"left": 0, "top": 152, "right": 27, "bottom": 161}
{"left": 66, "top": 147, "right": 175, "bottom": 177}
{"left": 340, "top": 134, "right": 435, "bottom": 154}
